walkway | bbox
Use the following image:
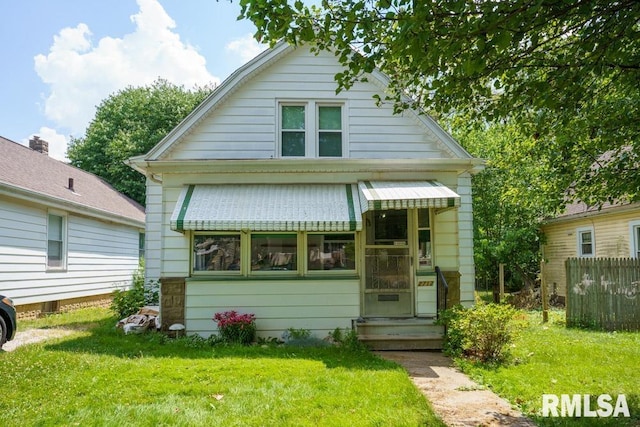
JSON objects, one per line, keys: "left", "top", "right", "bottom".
{"left": 375, "top": 351, "right": 537, "bottom": 427}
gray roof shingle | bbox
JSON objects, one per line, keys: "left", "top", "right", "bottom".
{"left": 0, "top": 136, "right": 145, "bottom": 225}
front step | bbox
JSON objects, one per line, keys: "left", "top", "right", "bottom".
{"left": 356, "top": 318, "right": 444, "bottom": 350}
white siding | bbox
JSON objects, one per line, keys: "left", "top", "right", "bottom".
{"left": 185, "top": 279, "right": 360, "bottom": 338}
{"left": 415, "top": 273, "right": 438, "bottom": 316}
{"left": 144, "top": 179, "right": 162, "bottom": 281}
{"left": 457, "top": 173, "right": 475, "bottom": 307}
{"left": 165, "top": 48, "right": 450, "bottom": 161}
{"left": 0, "top": 197, "right": 141, "bottom": 305}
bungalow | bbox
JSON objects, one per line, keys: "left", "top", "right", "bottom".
{"left": 0, "top": 136, "right": 146, "bottom": 317}
{"left": 128, "top": 42, "right": 484, "bottom": 348}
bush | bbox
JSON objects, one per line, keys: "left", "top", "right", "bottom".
{"left": 213, "top": 311, "right": 256, "bottom": 345}
{"left": 439, "top": 303, "right": 522, "bottom": 364}
{"left": 111, "top": 267, "right": 159, "bottom": 319}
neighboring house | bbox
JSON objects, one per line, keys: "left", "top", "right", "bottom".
{"left": 0, "top": 136, "right": 146, "bottom": 317}
{"left": 128, "top": 42, "right": 483, "bottom": 347}
{"left": 541, "top": 201, "right": 640, "bottom": 298}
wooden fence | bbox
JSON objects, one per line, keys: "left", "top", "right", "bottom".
{"left": 566, "top": 258, "right": 640, "bottom": 331}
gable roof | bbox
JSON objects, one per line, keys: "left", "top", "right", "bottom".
{"left": 0, "top": 136, "right": 145, "bottom": 227}
{"left": 139, "top": 41, "right": 474, "bottom": 162}
{"left": 543, "top": 200, "right": 640, "bottom": 225}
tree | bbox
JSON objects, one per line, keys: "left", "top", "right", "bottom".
{"left": 68, "top": 79, "right": 213, "bottom": 205}
{"left": 447, "top": 118, "right": 558, "bottom": 291}
{"left": 239, "top": 0, "right": 640, "bottom": 204}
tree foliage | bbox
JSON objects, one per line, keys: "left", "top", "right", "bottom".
{"left": 68, "top": 79, "right": 213, "bottom": 205}
{"left": 239, "top": 0, "right": 640, "bottom": 204}
{"left": 448, "top": 118, "right": 557, "bottom": 289}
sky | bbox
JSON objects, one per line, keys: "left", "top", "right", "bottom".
{"left": 0, "top": 0, "right": 266, "bottom": 161}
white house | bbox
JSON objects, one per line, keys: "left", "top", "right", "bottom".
{"left": 0, "top": 136, "right": 146, "bottom": 317}
{"left": 128, "top": 42, "right": 483, "bottom": 349}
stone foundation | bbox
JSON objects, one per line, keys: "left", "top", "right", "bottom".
{"left": 16, "top": 294, "right": 113, "bottom": 320}
{"left": 160, "top": 277, "right": 186, "bottom": 330}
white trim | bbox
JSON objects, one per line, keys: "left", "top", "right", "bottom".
{"left": 576, "top": 226, "right": 595, "bottom": 257}
{"left": 629, "top": 220, "right": 640, "bottom": 258}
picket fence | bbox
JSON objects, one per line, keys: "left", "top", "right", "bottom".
{"left": 565, "top": 258, "right": 640, "bottom": 331}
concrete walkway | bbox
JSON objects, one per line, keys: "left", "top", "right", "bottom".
{"left": 375, "top": 351, "right": 537, "bottom": 427}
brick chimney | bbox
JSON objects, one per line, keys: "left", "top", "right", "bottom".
{"left": 29, "top": 136, "right": 49, "bottom": 155}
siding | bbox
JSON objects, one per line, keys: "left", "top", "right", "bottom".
{"left": 542, "top": 207, "right": 640, "bottom": 296}
{"left": 185, "top": 278, "right": 360, "bottom": 338}
{"left": 0, "top": 197, "right": 141, "bottom": 305}
{"left": 144, "top": 179, "right": 162, "bottom": 281}
{"left": 165, "top": 48, "right": 449, "bottom": 161}
{"left": 457, "top": 173, "right": 476, "bottom": 306}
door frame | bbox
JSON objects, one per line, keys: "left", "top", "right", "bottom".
{"left": 361, "top": 209, "right": 415, "bottom": 317}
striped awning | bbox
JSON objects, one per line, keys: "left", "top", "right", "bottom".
{"left": 358, "top": 180, "right": 460, "bottom": 212}
{"left": 171, "top": 184, "right": 361, "bottom": 232}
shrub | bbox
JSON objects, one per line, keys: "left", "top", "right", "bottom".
{"left": 439, "top": 303, "right": 522, "bottom": 364}
{"left": 328, "top": 327, "right": 366, "bottom": 352}
{"left": 282, "top": 327, "right": 311, "bottom": 341}
{"left": 111, "top": 267, "right": 159, "bottom": 319}
{"left": 213, "top": 310, "right": 256, "bottom": 345}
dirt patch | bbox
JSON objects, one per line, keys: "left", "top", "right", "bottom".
{"left": 2, "top": 328, "right": 75, "bottom": 352}
{"left": 375, "top": 351, "right": 536, "bottom": 427}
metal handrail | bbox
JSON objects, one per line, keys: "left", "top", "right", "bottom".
{"left": 435, "top": 266, "right": 448, "bottom": 319}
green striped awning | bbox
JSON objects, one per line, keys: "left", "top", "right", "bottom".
{"left": 358, "top": 180, "right": 460, "bottom": 212}
{"left": 171, "top": 184, "right": 361, "bottom": 232}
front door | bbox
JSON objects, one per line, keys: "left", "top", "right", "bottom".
{"left": 363, "top": 209, "right": 413, "bottom": 316}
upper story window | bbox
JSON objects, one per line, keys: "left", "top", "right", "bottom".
{"left": 281, "top": 105, "right": 306, "bottom": 157}
{"left": 577, "top": 227, "right": 595, "bottom": 257}
{"left": 318, "top": 106, "right": 342, "bottom": 157}
{"left": 280, "top": 101, "right": 344, "bottom": 158}
{"left": 47, "top": 212, "right": 66, "bottom": 269}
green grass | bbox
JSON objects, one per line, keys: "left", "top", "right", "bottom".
{"left": 1, "top": 308, "right": 443, "bottom": 427}
{"left": 457, "top": 309, "right": 640, "bottom": 426}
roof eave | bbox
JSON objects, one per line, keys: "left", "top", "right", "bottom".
{"left": 0, "top": 183, "right": 145, "bottom": 229}
{"left": 133, "top": 158, "right": 485, "bottom": 175}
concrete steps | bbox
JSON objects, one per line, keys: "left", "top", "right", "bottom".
{"left": 356, "top": 317, "right": 444, "bottom": 350}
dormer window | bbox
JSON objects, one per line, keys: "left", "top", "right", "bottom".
{"left": 279, "top": 101, "right": 345, "bottom": 158}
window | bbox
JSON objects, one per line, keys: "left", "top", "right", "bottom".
{"left": 577, "top": 227, "right": 594, "bottom": 257}
{"left": 281, "top": 105, "right": 306, "bottom": 156}
{"left": 318, "top": 106, "right": 342, "bottom": 157}
{"left": 280, "top": 102, "right": 344, "bottom": 158}
{"left": 251, "top": 234, "right": 297, "bottom": 271}
{"left": 370, "top": 210, "right": 408, "bottom": 245}
{"left": 308, "top": 233, "right": 355, "bottom": 271}
{"left": 417, "top": 208, "right": 432, "bottom": 268}
{"left": 193, "top": 234, "right": 241, "bottom": 272}
{"left": 630, "top": 221, "right": 640, "bottom": 258}
{"left": 47, "top": 213, "right": 66, "bottom": 268}
{"left": 139, "top": 232, "right": 145, "bottom": 262}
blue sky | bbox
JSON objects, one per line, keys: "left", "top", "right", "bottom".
{"left": 0, "top": 0, "right": 265, "bottom": 160}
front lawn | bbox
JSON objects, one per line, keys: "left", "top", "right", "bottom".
{"left": 1, "top": 308, "right": 443, "bottom": 427}
{"left": 458, "top": 309, "right": 640, "bottom": 426}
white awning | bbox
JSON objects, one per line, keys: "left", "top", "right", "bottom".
{"left": 358, "top": 180, "right": 460, "bottom": 212}
{"left": 171, "top": 184, "right": 361, "bottom": 232}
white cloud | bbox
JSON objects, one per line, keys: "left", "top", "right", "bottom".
{"left": 23, "top": 128, "right": 69, "bottom": 162}
{"left": 225, "top": 33, "right": 267, "bottom": 64}
{"left": 34, "top": 0, "right": 219, "bottom": 135}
